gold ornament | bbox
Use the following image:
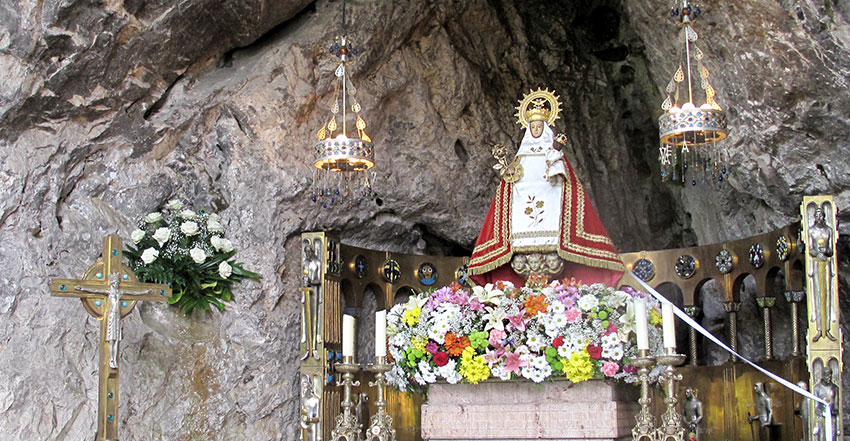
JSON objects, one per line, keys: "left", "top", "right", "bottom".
{"left": 515, "top": 88, "right": 561, "bottom": 128}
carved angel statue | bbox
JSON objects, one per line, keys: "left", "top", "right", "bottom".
{"left": 806, "top": 202, "right": 837, "bottom": 342}
{"left": 814, "top": 365, "right": 840, "bottom": 441}
{"left": 751, "top": 382, "right": 773, "bottom": 428}
{"left": 682, "top": 388, "right": 704, "bottom": 441}
{"left": 300, "top": 374, "right": 321, "bottom": 441}
{"left": 301, "top": 238, "right": 323, "bottom": 360}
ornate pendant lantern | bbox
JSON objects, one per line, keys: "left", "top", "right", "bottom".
{"left": 310, "top": 0, "right": 375, "bottom": 208}
{"left": 658, "top": 1, "right": 729, "bottom": 186}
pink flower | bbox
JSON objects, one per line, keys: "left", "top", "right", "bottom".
{"left": 450, "top": 291, "right": 470, "bottom": 305}
{"left": 489, "top": 329, "right": 507, "bottom": 348}
{"left": 507, "top": 311, "right": 527, "bottom": 332}
{"left": 606, "top": 322, "right": 618, "bottom": 335}
{"left": 601, "top": 361, "right": 620, "bottom": 377}
{"left": 565, "top": 308, "right": 582, "bottom": 324}
{"left": 425, "top": 341, "right": 439, "bottom": 355}
{"left": 468, "top": 297, "right": 484, "bottom": 312}
{"left": 623, "top": 365, "right": 637, "bottom": 374}
{"left": 503, "top": 350, "right": 527, "bottom": 374}
{"left": 484, "top": 347, "right": 504, "bottom": 366}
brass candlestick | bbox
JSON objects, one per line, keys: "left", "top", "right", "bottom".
{"left": 632, "top": 349, "right": 657, "bottom": 441}
{"left": 365, "top": 356, "right": 396, "bottom": 441}
{"left": 331, "top": 356, "right": 362, "bottom": 441}
{"left": 656, "top": 349, "right": 687, "bottom": 441}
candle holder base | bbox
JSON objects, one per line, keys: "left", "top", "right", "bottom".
{"left": 632, "top": 355, "right": 657, "bottom": 441}
{"left": 365, "top": 357, "right": 396, "bottom": 441}
{"left": 331, "top": 359, "right": 363, "bottom": 441}
{"left": 656, "top": 352, "right": 687, "bottom": 441}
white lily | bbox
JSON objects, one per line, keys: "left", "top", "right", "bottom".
{"left": 482, "top": 305, "right": 506, "bottom": 331}
{"left": 471, "top": 283, "right": 504, "bottom": 306}
{"left": 618, "top": 300, "right": 636, "bottom": 342}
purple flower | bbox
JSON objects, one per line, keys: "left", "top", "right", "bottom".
{"left": 425, "top": 341, "right": 439, "bottom": 355}
{"left": 428, "top": 286, "right": 453, "bottom": 308}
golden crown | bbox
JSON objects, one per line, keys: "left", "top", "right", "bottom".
{"left": 526, "top": 98, "right": 551, "bottom": 122}
{"left": 515, "top": 88, "right": 561, "bottom": 128}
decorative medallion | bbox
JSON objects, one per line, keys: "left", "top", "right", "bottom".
{"left": 775, "top": 236, "right": 790, "bottom": 262}
{"left": 748, "top": 243, "right": 765, "bottom": 269}
{"left": 714, "top": 249, "right": 734, "bottom": 274}
{"left": 675, "top": 255, "right": 697, "bottom": 279}
{"left": 382, "top": 259, "right": 401, "bottom": 284}
{"left": 455, "top": 264, "right": 471, "bottom": 288}
{"left": 417, "top": 262, "right": 438, "bottom": 286}
{"left": 632, "top": 258, "right": 656, "bottom": 282}
{"left": 353, "top": 255, "right": 368, "bottom": 279}
{"left": 683, "top": 305, "right": 700, "bottom": 317}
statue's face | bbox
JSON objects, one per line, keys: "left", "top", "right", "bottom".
{"left": 814, "top": 208, "right": 825, "bottom": 223}
{"left": 529, "top": 120, "right": 545, "bottom": 138}
{"left": 685, "top": 389, "right": 693, "bottom": 398}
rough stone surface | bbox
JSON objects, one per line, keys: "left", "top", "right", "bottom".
{"left": 1, "top": 0, "right": 849, "bottom": 439}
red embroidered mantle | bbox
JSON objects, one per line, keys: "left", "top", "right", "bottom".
{"left": 469, "top": 160, "right": 624, "bottom": 285}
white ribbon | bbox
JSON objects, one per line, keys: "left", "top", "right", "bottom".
{"left": 627, "top": 270, "right": 834, "bottom": 441}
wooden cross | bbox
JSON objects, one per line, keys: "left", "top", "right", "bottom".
{"left": 49, "top": 234, "right": 171, "bottom": 441}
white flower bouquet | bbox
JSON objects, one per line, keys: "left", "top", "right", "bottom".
{"left": 126, "top": 200, "right": 260, "bottom": 314}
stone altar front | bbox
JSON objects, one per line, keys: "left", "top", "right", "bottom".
{"left": 421, "top": 380, "right": 639, "bottom": 441}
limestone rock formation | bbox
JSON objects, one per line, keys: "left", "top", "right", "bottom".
{"left": 1, "top": 0, "right": 848, "bottom": 439}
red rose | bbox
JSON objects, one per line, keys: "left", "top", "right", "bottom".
{"left": 433, "top": 351, "right": 449, "bottom": 367}
{"left": 587, "top": 344, "right": 603, "bottom": 359}
{"left": 552, "top": 336, "right": 564, "bottom": 348}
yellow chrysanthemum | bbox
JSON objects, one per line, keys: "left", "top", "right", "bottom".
{"left": 459, "top": 346, "right": 491, "bottom": 384}
{"left": 411, "top": 336, "right": 427, "bottom": 353}
{"left": 650, "top": 309, "right": 663, "bottom": 326}
{"left": 403, "top": 307, "right": 421, "bottom": 326}
{"left": 562, "top": 350, "right": 593, "bottom": 383}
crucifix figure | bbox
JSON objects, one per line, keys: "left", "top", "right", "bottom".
{"left": 74, "top": 272, "right": 154, "bottom": 368}
{"left": 49, "top": 234, "right": 171, "bottom": 441}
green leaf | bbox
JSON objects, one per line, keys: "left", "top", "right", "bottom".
{"left": 168, "top": 290, "right": 184, "bottom": 305}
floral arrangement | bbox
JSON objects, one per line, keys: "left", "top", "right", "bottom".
{"left": 125, "top": 200, "right": 260, "bottom": 314}
{"left": 386, "top": 278, "right": 665, "bottom": 391}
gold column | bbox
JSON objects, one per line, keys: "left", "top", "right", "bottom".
{"left": 784, "top": 290, "right": 806, "bottom": 356}
{"left": 756, "top": 297, "right": 775, "bottom": 360}
{"left": 722, "top": 301, "right": 741, "bottom": 362}
{"left": 684, "top": 306, "right": 700, "bottom": 366}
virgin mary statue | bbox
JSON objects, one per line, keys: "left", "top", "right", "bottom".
{"left": 469, "top": 89, "right": 624, "bottom": 287}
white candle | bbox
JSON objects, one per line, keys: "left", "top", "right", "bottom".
{"left": 662, "top": 303, "right": 676, "bottom": 349}
{"left": 634, "top": 299, "right": 649, "bottom": 351}
{"left": 342, "top": 314, "right": 356, "bottom": 357}
{"left": 375, "top": 310, "right": 387, "bottom": 357}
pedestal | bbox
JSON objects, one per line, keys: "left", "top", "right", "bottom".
{"left": 421, "top": 380, "right": 639, "bottom": 441}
